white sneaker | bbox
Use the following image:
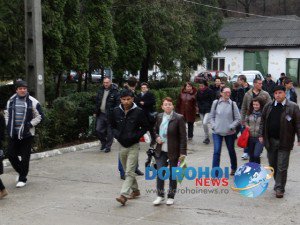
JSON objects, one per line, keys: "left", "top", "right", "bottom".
{"left": 16, "top": 181, "right": 26, "bottom": 188}
{"left": 153, "top": 197, "right": 164, "bottom": 205}
{"left": 241, "top": 153, "right": 249, "bottom": 160}
{"left": 166, "top": 198, "right": 174, "bottom": 205}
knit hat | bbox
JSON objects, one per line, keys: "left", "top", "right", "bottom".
{"left": 15, "top": 80, "right": 28, "bottom": 89}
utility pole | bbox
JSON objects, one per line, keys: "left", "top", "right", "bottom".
{"left": 25, "top": 0, "right": 45, "bottom": 104}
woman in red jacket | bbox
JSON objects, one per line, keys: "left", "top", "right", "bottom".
{"left": 176, "top": 82, "right": 197, "bottom": 140}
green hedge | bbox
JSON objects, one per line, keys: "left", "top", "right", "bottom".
{"left": 35, "top": 87, "right": 182, "bottom": 151}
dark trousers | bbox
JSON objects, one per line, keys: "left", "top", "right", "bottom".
{"left": 212, "top": 134, "right": 237, "bottom": 171}
{"left": 268, "top": 138, "right": 291, "bottom": 193}
{"left": 187, "top": 122, "right": 194, "bottom": 138}
{"left": 96, "top": 113, "right": 113, "bottom": 149}
{"left": 155, "top": 151, "right": 177, "bottom": 199}
{"left": 248, "top": 137, "right": 263, "bottom": 164}
{"left": 8, "top": 137, "right": 33, "bottom": 182}
{"left": 0, "top": 178, "right": 5, "bottom": 190}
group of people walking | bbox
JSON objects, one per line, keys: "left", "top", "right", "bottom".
{"left": 0, "top": 73, "right": 299, "bottom": 205}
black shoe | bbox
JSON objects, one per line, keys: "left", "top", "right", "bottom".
{"left": 135, "top": 169, "right": 144, "bottom": 176}
{"left": 104, "top": 148, "right": 111, "bottom": 153}
{"left": 120, "top": 175, "right": 125, "bottom": 180}
{"left": 203, "top": 138, "right": 210, "bottom": 144}
{"left": 276, "top": 190, "right": 284, "bottom": 198}
{"left": 100, "top": 145, "right": 106, "bottom": 151}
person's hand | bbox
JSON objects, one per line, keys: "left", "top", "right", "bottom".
{"left": 93, "top": 114, "right": 96, "bottom": 117}
{"left": 259, "top": 137, "right": 264, "bottom": 144}
{"left": 140, "top": 101, "right": 144, "bottom": 105}
{"left": 179, "top": 155, "right": 186, "bottom": 162}
{"left": 245, "top": 125, "right": 250, "bottom": 129}
{"left": 156, "top": 137, "right": 163, "bottom": 144}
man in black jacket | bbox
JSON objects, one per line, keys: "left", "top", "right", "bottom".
{"left": 94, "top": 77, "right": 120, "bottom": 153}
{"left": 259, "top": 85, "right": 300, "bottom": 198}
{"left": 262, "top": 74, "right": 276, "bottom": 99}
{"left": 136, "top": 82, "right": 156, "bottom": 147}
{"left": 111, "top": 89, "right": 149, "bottom": 205}
{"left": 196, "top": 79, "right": 214, "bottom": 144}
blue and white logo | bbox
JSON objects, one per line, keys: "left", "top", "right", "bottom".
{"left": 231, "top": 162, "right": 274, "bottom": 198}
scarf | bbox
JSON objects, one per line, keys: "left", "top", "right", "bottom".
{"left": 159, "top": 112, "right": 173, "bottom": 143}
{"left": 252, "top": 110, "right": 262, "bottom": 120}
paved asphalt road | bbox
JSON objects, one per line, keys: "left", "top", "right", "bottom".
{"left": 0, "top": 122, "right": 299, "bottom": 225}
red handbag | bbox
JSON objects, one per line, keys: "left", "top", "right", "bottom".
{"left": 237, "top": 127, "right": 250, "bottom": 148}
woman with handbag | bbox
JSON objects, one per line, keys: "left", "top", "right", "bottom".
{"left": 153, "top": 97, "right": 187, "bottom": 205}
{"left": 0, "top": 110, "right": 8, "bottom": 199}
{"left": 245, "top": 97, "right": 265, "bottom": 164}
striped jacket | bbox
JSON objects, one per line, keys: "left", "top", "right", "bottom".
{"left": 4, "top": 93, "right": 43, "bottom": 140}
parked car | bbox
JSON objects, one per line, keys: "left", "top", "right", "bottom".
{"left": 193, "top": 71, "right": 213, "bottom": 83}
{"left": 230, "top": 70, "right": 264, "bottom": 86}
{"left": 91, "top": 70, "right": 101, "bottom": 83}
{"left": 63, "top": 70, "right": 86, "bottom": 83}
{"left": 193, "top": 70, "right": 229, "bottom": 83}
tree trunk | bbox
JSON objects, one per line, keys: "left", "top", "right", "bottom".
{"left": 55, "top": 72, "right": 62, "bottom": 98}
{"left": 218, "top": 0, "right": 229, "bottom": 17}
{"left": 77, "top": 71, "right": 82, "bottom": 92}
{"left": 140, "top": 50, "right": 150, "bottom": 82}
{"left": 84, "top": 70, "right": 88, "bottom": 92}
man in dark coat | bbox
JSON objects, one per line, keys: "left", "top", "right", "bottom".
{"left": 136, "top": 82, "right": 156, "bottom": 147}
{"left": 94, "top": 77, "right": 120, "bottom": 153}
{"left": 196, "top": 79, "right": 215, "bottom": 144}
{"left": 259, "top": 85, "right": 300, "bottom": 198}
{"left": 262, "top": 74, "right": 276, "bottom": 99}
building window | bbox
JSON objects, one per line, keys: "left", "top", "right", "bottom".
{"left": 206, "top": 58, "right": 225, "bottom": 71}
{"left": 286, "top": 58, "right": 300, "bottom": 85}
{"left": 244, "top": 50, "right": 268, "bottom": 75}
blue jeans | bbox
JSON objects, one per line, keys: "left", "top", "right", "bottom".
{"left": 248, "top": 137, "right": 263, "bottom": 164}
{"left": 212, "top": 133, "right": 237, "bottom": 171}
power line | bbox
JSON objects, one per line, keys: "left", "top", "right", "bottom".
{"left": 182, "top": 0, "right": 300, "bottom": 22}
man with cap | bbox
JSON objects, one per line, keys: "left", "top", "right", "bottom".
{"left": 262, "top": 74, "right": 276, "bottom": 99}
{"left": 4, "top": 80, "right": 43, "bottom": 188}
{"left": 110, "top": 89, "right": 149, "bottom": 205}
{"left": 284, "top": 78, "right": 297, "bottom": 103}
{"left": 259, "top": 85, "right": 300, "bottom": 198}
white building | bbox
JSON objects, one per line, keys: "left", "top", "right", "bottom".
{"left": 197, "top": 15, "right": 300, "bottom": 84}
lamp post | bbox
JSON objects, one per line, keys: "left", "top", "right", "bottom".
{"left": 25, "top": 0, "right": 45, "bottom": 104}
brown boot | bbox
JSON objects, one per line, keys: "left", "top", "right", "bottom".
{"left": 0, "top": 189, "right": 8, "bottom": 199}
{"left": 128, "top": 190, "right": 140, "bottom": 200}
{"left": 116, "top": 195, "right": 127, "bottom": 205}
